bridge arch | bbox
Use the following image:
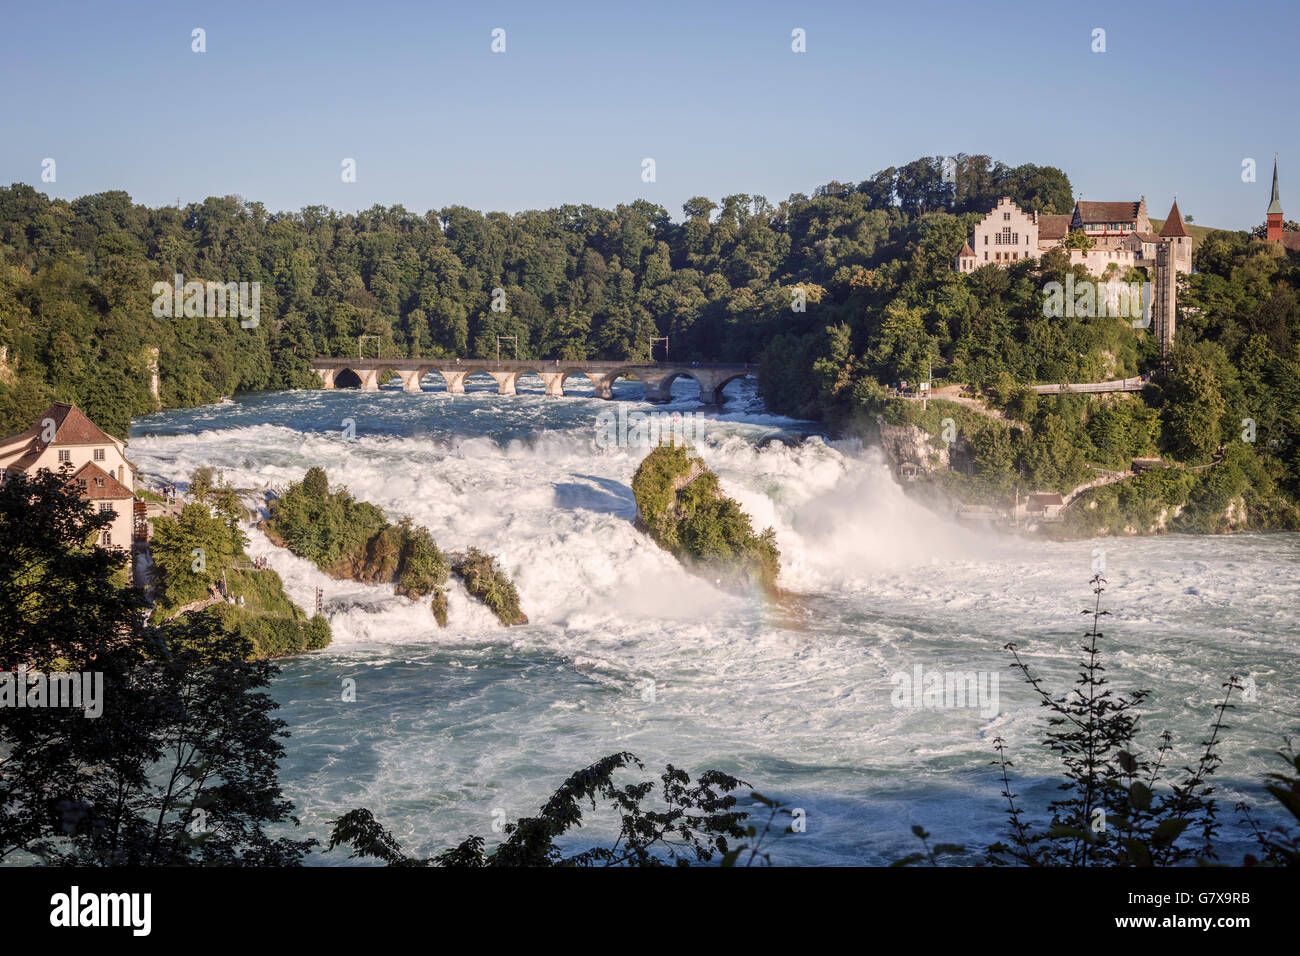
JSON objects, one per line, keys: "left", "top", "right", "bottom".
{"left": 333, "top": 367, "right": 364, "bottom": 389}
{"left": 512, "top": 369, "right": 550, "bottom": 393}
{"left": 460, "top": 369, "right": 501, "bottom": 391}
{"left": 653, "top": 369, "right": 701, "bottom": 390}
{"left": 372, "top": 366, "right": 404, "bottom": 388}
{"left": 711, "top": 370, "right": 759, "bottom": 394}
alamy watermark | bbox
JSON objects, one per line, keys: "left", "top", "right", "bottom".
{"left": 595, "top": 405, "right": 709, "bottom": 449}
{"left": 1, "top": 666, "right": 103, "bottom": 718}
{"left": 1043, "top": 275, "right": 1151, "bottom": 328}
{"left": 891, "top": 664, "right": 999, "bottom": 718}
{"left": 151, "top": 273, "right": 260, "bottom": 328}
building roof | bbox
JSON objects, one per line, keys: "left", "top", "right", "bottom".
{"left": 1038, "top": 214, "right": 1072, "bottom": 240}
{"left": 1280, "top": 232, "right": 1300, "bottom": 253}
{"left": 1159, "top": 200, "right": 1190, "bottom": 238}
{"left": 1, "top": 402, "right": 124, "bottom": 473}
{"left": 40, "top": 402, "right": 119, "bottom": 446}
{"left": 69, "top": 462, "right": 134, "bottom": 500}
{"left": 1132, "top": 232, "right": 1161, "bottom": 243}
{"left": 959, "top": 242, "right": 975, "bottom": 257}
{"left": 1027, "top": 493, "right": 1064, "bottom": 507}
{"left": 1076, "top": 201, "right": 1142, "bottom": 224}
{"left": 1269, "top": 158, "right": 1284, "bottom": 216}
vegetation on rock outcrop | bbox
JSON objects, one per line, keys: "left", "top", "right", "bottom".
{"left": 265, "top": 466, "right": 450, "bottom": 621}
{"left": 450, "top": 548, "right": 527, "bottom": 626}
{"left": 150, "top": 468, "right": 330, "bottom": 657}
{"left": 266, "top": 467, "right": 526, "bottom": 626}
{"left": 632, "top": 445, "right": 779, "bottom": 594}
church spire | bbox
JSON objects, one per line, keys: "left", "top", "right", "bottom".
{"left": 1268, "top": 156, "right": 1284, "bottom": 215}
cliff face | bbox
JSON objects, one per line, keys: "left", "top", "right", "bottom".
{"left": 875, "top": 420, "right": 949, "bottom": 476}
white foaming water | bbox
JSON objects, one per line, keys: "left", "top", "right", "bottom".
{"left": 129, "top": 379, "right": 1300, "bottom": 864}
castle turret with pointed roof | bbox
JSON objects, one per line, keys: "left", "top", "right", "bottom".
{"left": 1158, "top": 199, "right": 1193, "bottom": 272}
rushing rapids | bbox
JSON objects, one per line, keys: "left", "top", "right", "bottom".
{"left": 128, "top": 376, "right": 1300, "bottom": 864}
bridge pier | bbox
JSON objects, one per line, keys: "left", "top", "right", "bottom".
{"left": 437, "top": 370, "right": 467, "bottom": 394}
{"left": 359, "top": 369, "right": 382, "bottom": 391}
{"left": 536, "top": 371, "right": 566, "bottom": 397}
{"left": 396, "top": 369, "right": 424, "bottom": 393}
{"left": 640, "top": 373, "right": 674, "bottom": 403}
{"left": 315, "top": 368, "right": 336, "bottom": 389}
{"left": 489, "top": 371, "right": 520, "bottom": 395}
{"left": 692, "top": 369, "right": 732, "bottom": 405}
{"left": 582, "top": 371, "right": 617, "bottom": 400}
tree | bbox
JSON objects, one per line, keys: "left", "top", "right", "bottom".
{"left": 301, "top": 465, "right": 329, "bottom": 500}
{"left": 150, "top": 502, "right": 242, "bottom": 610}
{"left": 1064, "top": 229, "right": 1094, "bottom": 250}
{"left": 1161, "top": 347, "right": 1227, "bottom": 462}
{"left": 989, "top": 578, "right": 1234, "bottom": 866}
{"left": 189, "top": 465, "right": 217, "bottom": 501}
{"left": 0, "top": 470, "right": 311, "bottom": 865}
{"left": 328, "top": 752, "right": 750, "bottom": 866}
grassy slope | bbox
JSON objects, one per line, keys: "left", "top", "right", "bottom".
{"left": 1148, "top": 219, "right": 1229, "bottom": 245}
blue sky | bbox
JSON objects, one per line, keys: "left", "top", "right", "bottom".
{"left": 2, "top": 0, "right": 1296, "bottom": 229}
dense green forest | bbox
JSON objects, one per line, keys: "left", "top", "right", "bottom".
{"left": 0, "top": 154, "right": 1070, "bottom": 437}
{"left": 0, "top": 152, "right": 1295, "bottom": 526}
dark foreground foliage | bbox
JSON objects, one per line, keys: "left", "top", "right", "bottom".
{"left": 0, "top": 469, "right": 312, "bottom": 865}
{"left": 328, "top": 753, "right": 756, "bottom": 866}
{"left": 897, "top": 576, "right": 1298, "bottom": 867}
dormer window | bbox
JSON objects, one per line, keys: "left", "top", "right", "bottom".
{"left": 96, "top": 477, "right": 105, "bottom": 487}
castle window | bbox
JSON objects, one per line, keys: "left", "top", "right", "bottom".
{"left": 101, "top": 531, "right": 112, "bottom": 547}
{"left": 58, "top": 450, "right": 70, "bottom": 463}
{"left": 93, "top": 448, "right": 105, "bottom": 461}
{"left": 1003, "top": 212, "right": 1011, "bottom": 221}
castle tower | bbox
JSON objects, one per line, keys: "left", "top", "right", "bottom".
{"left": 1158, "top": 199, "right": 1193, "bottom": 274}
{"left": 1152, "top": 242, "right": 1177, "bottom": 367}
{"left": 1267, "top": 157, "right": 1284, "bottom": 242}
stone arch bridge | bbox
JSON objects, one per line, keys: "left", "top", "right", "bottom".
{"left": 310, "top": 358, "right": 758, "bottom": 405}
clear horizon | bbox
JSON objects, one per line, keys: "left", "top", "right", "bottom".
{"left": 2, "top": 0, "right": 1297, "bottom": 230}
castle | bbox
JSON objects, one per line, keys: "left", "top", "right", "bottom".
{"left": 956, "top": 195, "right": 1192, "bottom": 277}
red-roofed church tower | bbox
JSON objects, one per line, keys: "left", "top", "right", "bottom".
{"left": 1267, "top": 157, "right": 1284, "bottom": 242}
